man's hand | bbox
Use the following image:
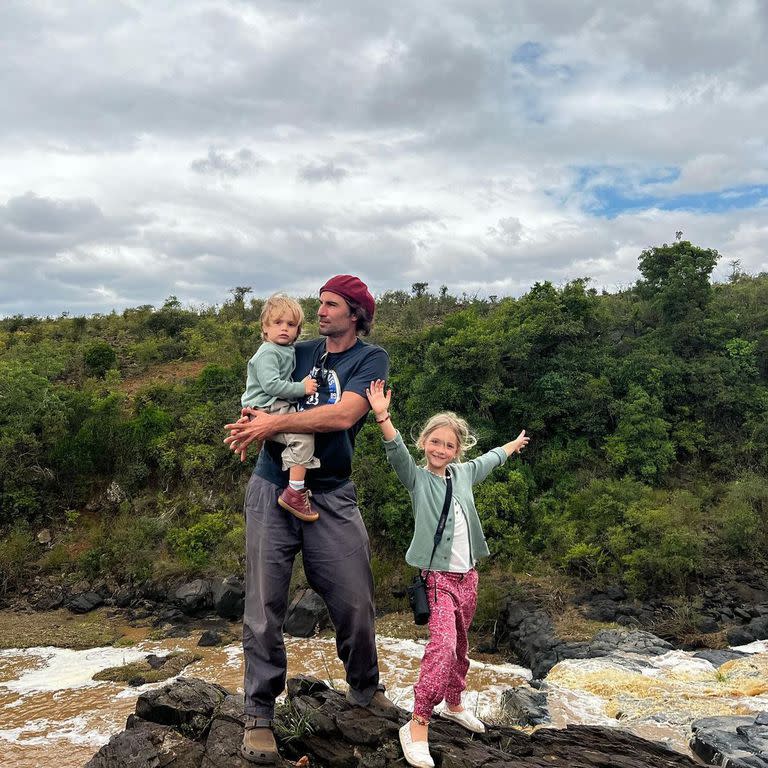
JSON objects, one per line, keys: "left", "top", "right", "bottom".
{"left": 224, "top": 408, "right": 276, "bottom": 462}
{"left": 303, "top": 375, "right": 318, "bottom": 396}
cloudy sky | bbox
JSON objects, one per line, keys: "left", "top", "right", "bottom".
{"left": 2, "top": 0, "right": 767, "bottom": 316}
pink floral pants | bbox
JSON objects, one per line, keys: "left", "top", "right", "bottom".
{"left": 413, "top": 569, "right": 478, "bottom": 721}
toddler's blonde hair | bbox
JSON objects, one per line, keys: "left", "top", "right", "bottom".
{"left": 416, "top": 411, "right": 477, "bottom": 459}
{"left": 260, "top": 293, "right": 304, "bottom": 341}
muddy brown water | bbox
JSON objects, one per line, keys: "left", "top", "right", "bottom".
{"left": 1, "top": 618, "right": 767, "bottom": 768}
{"left": 0, "top": 626, "right": 529, "bottom": 768}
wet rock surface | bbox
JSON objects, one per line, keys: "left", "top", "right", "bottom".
{"left": 86, "top": 675, "right": 701, "bottom": 768}
{"left": 497, "top": 598, "right": 674, "bottom": 678}
{"left": 500, "top": 683, "right": 550, "bottom": 725}
{"left": 690, "top": 713, "right": 768, "bottom": 767}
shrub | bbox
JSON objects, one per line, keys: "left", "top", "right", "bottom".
{"left": 0, "top": 526, "right": 36, "bottom": 594}
{"left": 167, "top": 512, "right": 230, "bottom": 569}
{"left": 83, "top": 341, "right": 117, "bottom": 378}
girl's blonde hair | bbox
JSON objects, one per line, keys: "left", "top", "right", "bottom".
{"left": 260, "top": 293, "right": 304, "bottom": 341}
{"left": 416, "top": 411, "right": 477, "bottom": 459}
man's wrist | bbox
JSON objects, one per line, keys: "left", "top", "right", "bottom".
{"left": 374, "top": 411, "right": 390, "bottom": 423}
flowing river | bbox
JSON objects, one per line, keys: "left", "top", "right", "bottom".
{"left": 1, "top": 614, "right": 766, "bottom": 768}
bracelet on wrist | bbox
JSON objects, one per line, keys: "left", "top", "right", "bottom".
{"left": 375, "top": 412, "right": 390, "bottom": 424}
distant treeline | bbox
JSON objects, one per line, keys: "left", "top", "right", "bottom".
{"left": 1, "top": 241, "right": 767, "bottom": 598}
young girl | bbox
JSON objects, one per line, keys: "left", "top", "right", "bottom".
{"left": 366, "top": 379, "right": 529, "bottom": 768}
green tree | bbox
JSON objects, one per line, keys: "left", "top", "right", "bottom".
{"left": 605, "top": 385, "right": 675, "bottom": 482}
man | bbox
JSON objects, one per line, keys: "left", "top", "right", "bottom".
{"left": 225, "top": 275, "right": 396, "bottom": 764}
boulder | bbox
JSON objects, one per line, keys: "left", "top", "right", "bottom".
{"left": 198, "top": 630, "right": 222, "bottom": 647}
{"left": 284, "top": 588, "right": 330, "bottom": 638}
{"left": 690, "top": 713, "right": 768, "bottom": 767}
{"left": 728, "top": 619, "right": 768, "bottom": 646}
{"left": 67, "top": 591, "right": 104, "bottom": 614}
{"left": 175, "top": 580, "right": 213, "bottom": 615}
{"left": 212, "top": 576, "right": 245, "bottom": 620}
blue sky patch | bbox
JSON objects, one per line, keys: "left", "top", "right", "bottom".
{"left": 512, "top": 41, "right": 545, "bottom": 65}
{"left": 572, "top": 165, "right": 768, "bottom": 218}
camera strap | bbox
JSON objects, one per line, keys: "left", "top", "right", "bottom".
{"left": 423, "top": 471, "right": 453, "bottom": 602}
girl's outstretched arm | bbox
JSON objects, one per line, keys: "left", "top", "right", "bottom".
{"left": 502, "top": 430, "right": 529, "bottom": 457}
{"left": 365, "top": 379, "right": 396, "bottom": 440}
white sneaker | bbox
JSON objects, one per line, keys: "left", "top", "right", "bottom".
{"left": 398, "top": 722, "right": 434, "bottom": 768}
{"left": 440, "top": 707, "right": 486, "bottom": 733}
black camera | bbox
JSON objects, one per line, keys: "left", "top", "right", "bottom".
{"left": 406, "top": 574, "right": 431, "bottom": 625}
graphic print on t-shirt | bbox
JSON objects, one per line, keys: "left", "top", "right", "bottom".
{"left": 302, "top": 352, "right": 341, "bottom": 407}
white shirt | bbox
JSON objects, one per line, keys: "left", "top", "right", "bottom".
{"left": 447, "top": 497, "right": 473, "bottom": 573}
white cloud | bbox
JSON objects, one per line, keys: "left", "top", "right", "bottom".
{"left": 1, "top": 0, "right": 767, "bottom": 316}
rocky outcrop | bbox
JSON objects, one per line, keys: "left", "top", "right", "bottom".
{"left": 690, "top": 712, "right": 768, "bottom": 767}
{"left": 86, "top": 676, "right": 701, "bottom": 768}
{"left": 497, "top": 598, "right": 673, "bottom": 678}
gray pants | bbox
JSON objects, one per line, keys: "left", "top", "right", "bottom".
{"left": 243, "top": 472, "right": 380, "bottom": 719}
{"left": 265, "top": 399, "right": 320, "bottom": 471}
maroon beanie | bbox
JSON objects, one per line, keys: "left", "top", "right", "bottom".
{"left": 320, "top": 274, "right": 375, "bottom": 319}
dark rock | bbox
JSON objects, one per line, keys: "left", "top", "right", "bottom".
{"left": 198, "top": 630, "right": 222, "bottom": 647}
{"left": 604, "top": 584, "right": 627, "bottom": 601}
{"left": 68, "top": 591, "right": 104, "bottom": 614}
{"left": 200, "top": 717, "right": 245, "bottom": 768}
{"left": 500, "top": 684, "right": 550, "bottom": 725}
{"left": 175, "top": 580, "right": 213, "bottom": 615}
{"left": 85, "top": 718, "right": 205, "bottom": 767}
{"left": 113, "top": 586, "right": 134, "bottom": 608}
{"left": 34, "top": 586, "right": 65, "bottom": 611}
{"left": 135, "top": 677, "right": 229, "bottom": 739}
{"left": 153, "top": 607, "right": 188, "bottom": 627}
{"left": 284, "top": 588, "right": 330, "bottom": 638}
{"left": 735, "top": 607, "right": 753, "bottom": 622}
{"left": 87, "top": 675, "right": 703, "bottom": 768}
{"left": 747, "top": 616, "right": 768, "bottom": 640}
{"left": 212, "top": 576, "right": 245, "bottom": 620}
{"left": 729, "top": 582, "right": 768, "bottom": 606}
{"left": 728, "top": 626, "right": 757, "bottom": 645}
{"left": 695, "top": 616, "right": 720, "bottom": 634}
{"left": 585, "top": 598, "right": 621, "bottom": 622}
{"left": 164, "top": 626, "right": 193, "bottom": 639}
{"left": 693, "top": 649, "right": 749, "bottom": 666}
{"left": 137, "top": 580, "right": 168, "bottom": 602}
{"left": 497, "top": 597, "right": 674, "bottom": 678}
{"left": 690, "top": 714, "right": 768, "bottom": 767}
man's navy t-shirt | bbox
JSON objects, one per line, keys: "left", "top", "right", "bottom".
{"left": 254, "top": 337, "right": 389, "bottom": 492}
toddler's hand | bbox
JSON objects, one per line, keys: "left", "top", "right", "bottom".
{"left": 303, "top": 375, "right": 318, "bottom": 395}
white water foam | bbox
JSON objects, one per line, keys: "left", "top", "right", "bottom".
{"left": 0, "top": 646, "right": 148, "bottom": 694}
{"left": 0, "top": 715, "right": 110, "bottom": 747}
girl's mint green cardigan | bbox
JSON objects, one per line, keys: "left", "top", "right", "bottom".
{"left": 383, "top": 431, "right": 508, "bottom": 570}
